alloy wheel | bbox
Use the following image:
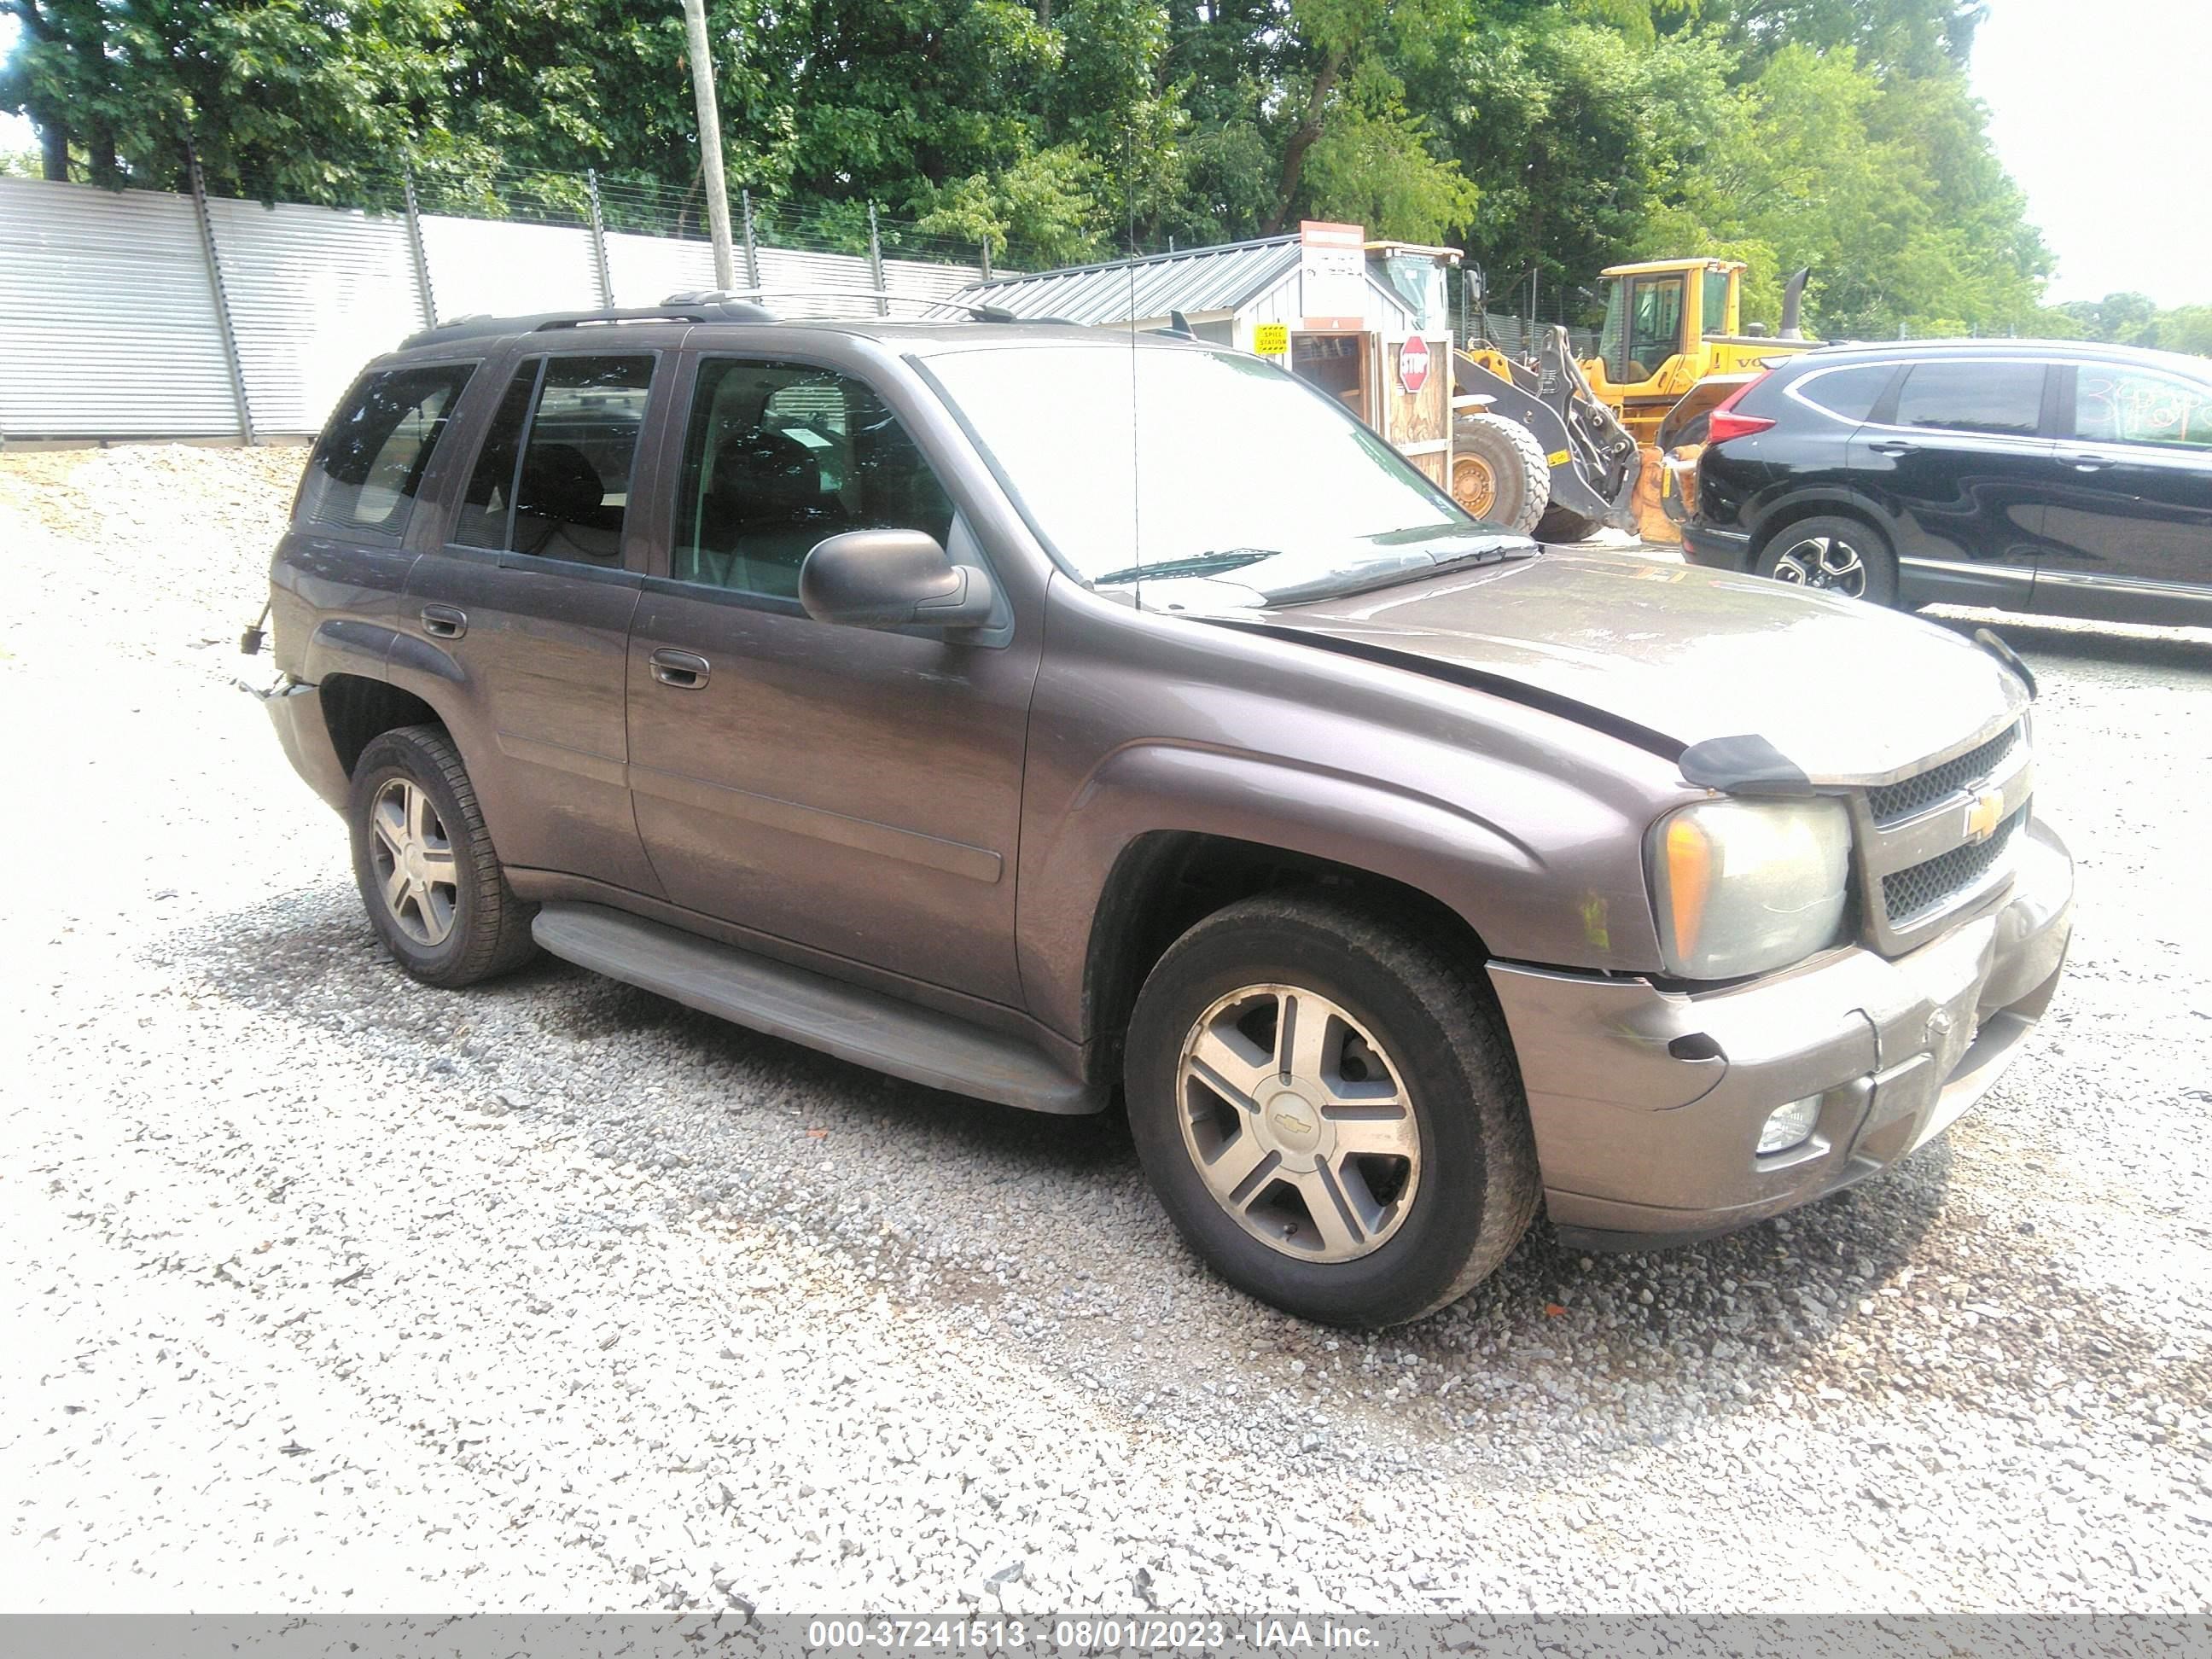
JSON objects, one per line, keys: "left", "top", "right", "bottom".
{"left": 1771, "top": 533, "right": 1869, "bottom": 597}
{"left": 368, "top": 777, "right": 460, "bottom": 947}
{"left": 1174, "top": 983, "right": 1422, "bottom": 1263}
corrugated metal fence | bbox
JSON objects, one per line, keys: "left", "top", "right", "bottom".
{"left": 0, "top": 177, "right": 991, "bottom": 441}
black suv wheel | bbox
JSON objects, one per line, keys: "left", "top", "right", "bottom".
{"left": 347, "top": 725, "right": 538, "bottom": 987}
{"left": 1124, "top": 891, "right": 1540, "bottom": 1326}
{"left": 1755, "top": 514, "right": 1899, "bottom": 605}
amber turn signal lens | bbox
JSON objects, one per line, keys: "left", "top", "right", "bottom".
{"left": 1664, "top": 813, "right": 1714, "bottom": 964}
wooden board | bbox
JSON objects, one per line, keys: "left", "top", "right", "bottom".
{"left": 1382, "top": 333, "right": 1452, "bottom": 483}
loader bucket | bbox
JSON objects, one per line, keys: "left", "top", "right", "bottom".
{"left": 1637, "top": 371, "right": 1765, "bottom": 544}
{"left": 1452, "top": 336, "right": 1642, "bottom": 540}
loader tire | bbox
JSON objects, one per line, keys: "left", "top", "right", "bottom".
{"left": 1450, "top": 413, "right": 1549, "bottom": 535}
{"left": 1534, "top": 504, "right": 1606, "bottom": 543}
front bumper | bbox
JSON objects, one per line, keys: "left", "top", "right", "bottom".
{"left": 1488, "top": 817, "right": 2072, "bottom": 1249}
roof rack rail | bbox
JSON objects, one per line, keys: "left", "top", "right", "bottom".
{"left": 398, "top": 290, "right": 1079, "bottom": 352}
{"left": 400, "top": 297, "right": 775, "bottom": 350}
{"left": 667, "top": 288, "right": 1083, "bottom": 325}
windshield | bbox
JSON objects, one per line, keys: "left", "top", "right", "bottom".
{"left": 925, "top": 343, "right": 1521, "bottom": 604}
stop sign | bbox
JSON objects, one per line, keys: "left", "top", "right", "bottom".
{"left": 1399, "top": 334, "right": 1431, "bottom": 393}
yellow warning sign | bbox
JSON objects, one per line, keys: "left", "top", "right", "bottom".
{"left": 1546, "top": 449, "right": 1570, "bottom": 468}
{"left": 1253, "top": 323, "right": 1289, "bottom": 356}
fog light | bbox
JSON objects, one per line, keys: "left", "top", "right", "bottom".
{"left": 1758, "top": 1096, "right": 1822, "bottom": 1155}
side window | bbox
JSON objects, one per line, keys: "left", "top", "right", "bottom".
{"left": 300, "top": 363, "right": 474, "bottom": 533}
{"left": 672, "top": 358, "right": 954, "bottom": 600}
{"left": 450, "top": 354, "right": 655, "bottom": 563}
{"left": 1796, "top": 363, "right": 1895, "bottom": 422}
{"left": 1701, "top": 269, "right": 1732, "bottom": 339}
{"left": 2074, "top": 365, "right": 2212, "bottom": 450}
{"left": 452, "top": 365, "right": 538, "bottom": 548}
{"left": 1624, "top": 276, "right": 1685, "bottom": 380}
{"left": 1892, "top": 361, "right": 2045, "bottom": 437}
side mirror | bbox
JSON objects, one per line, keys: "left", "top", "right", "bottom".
{"left": 799, "top": 529, "right": 997, "bottom": 630}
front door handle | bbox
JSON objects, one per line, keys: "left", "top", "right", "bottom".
{"left": 421, "top": 603, "right": 467, "bottom": 638}
{"left": 649, "top": 648, "right": 711, "bottom": 689}
{"left": 2064, "top": 454, "right": 2113, "bottom": 472}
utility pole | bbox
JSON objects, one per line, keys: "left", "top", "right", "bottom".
{"left": 681, "top": 0, "right": 737, "bottom": 291}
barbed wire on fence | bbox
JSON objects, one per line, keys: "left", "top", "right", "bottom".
{"left": 194, "top": 155, "right": 1063, "bottom": 279}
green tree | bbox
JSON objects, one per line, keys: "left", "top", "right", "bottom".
{"left": 1423, "top": 10, "right": 1739, "bottom": 307}
{"left": 1, "top": 0, "right": 453, "bottom": 201}
{"left": 3, "top": 0, "right": 2188, "bottom": 346}
{"left": 1625, "top": 31, "right": 2050, "bottom": 336}
{"left": 2146, "top": 306, "right": 2212, "bottom": 358}
{"left": 2058, "top": 292, "right": 2159, "bottom": 343}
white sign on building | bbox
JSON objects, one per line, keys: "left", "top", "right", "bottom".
{"left": 1298, "top": 220, "right": 1366, "bottom": 330}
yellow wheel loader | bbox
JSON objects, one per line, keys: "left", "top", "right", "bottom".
{"left": 1376, "top": 243, "right": 1819, "bottom": 545}
{"left": 1575, "top": 259, "right": 1819, "bottom": 542}
{"left": 1447, "top": 325, "right": 1646, "bottom": 542}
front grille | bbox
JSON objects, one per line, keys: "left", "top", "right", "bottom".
{"left": 1881, "top": 805, "right": 2029, "bottom": 923}
{"left": 1866, "top": 724, "right": 2021, "bottom": 823}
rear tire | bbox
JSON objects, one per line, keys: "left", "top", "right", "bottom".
{"left": 1451, "top": 413, "right": 1550, "bottom": 535}
{"left": 1534, "top": 504, "right": 1605, "bottom": 543}
{"left": 347, "top": 725, "right": 538, "bottom": 988}
{"left": 1755, "top": 514, "right": 1898, "bottom": 606}
{"left": 1124, "top": 891, "right": 1540, "bottom": 1327}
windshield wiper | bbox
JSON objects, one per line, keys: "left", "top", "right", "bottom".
{"left": 1090, "top": 548, "right": 1278, "bottom": 587}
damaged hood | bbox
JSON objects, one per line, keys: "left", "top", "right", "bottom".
{"left": 1243, "top": 549, "right": 2030, "bottom": 785}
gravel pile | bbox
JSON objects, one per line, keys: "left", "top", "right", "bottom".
{"left": 3, "top": 443, "right": 2207, "bottom": 1613}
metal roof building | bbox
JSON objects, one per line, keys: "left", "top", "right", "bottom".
{"left": 946, "top": 225, "right": 1461, "bottom": 494}
{"left": 943, "top": 234, "right": 1417, "bottom": 346}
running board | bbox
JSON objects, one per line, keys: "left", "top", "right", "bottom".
{"left": 531, "top": 903, "right": 1102, "bottom": 1115}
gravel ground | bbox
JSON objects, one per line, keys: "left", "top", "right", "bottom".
{"left": 2, "top": 443, "right": 2208, "bottom": 1615}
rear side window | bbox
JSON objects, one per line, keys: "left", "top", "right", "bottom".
{"left": 1794, "top": 363, "right": 1895, "bottom": 422}
{"left": 450, "top": 354, "right": 655, "bottom": 563}
{"left": 1892, "top": 361, "right": 2046, "bottom": 437}
{"left": 300, "top": 364, "right": 474, "bottom": 532}
{"left": 2074, "top": 364, "right": 2212, "bottom": 450}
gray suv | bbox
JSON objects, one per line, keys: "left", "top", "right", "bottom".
{"left": 260, "top": 299, "right": 2073, "bottom": 1326}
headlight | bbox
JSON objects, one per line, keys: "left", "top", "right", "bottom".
{"left": 1649, "top": 797, "right": 1851, "bottom": 980}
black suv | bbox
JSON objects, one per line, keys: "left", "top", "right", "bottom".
{"left": 1682, "top": 338, "right": 2212, "bottom": 624}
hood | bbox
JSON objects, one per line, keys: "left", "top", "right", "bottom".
{"left": 1249, "top": 549, "right": 2029, "bottom": 786}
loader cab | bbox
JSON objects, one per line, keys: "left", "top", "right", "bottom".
{"left": 1595, "top": 259, "right": 1743, "bottom": 387}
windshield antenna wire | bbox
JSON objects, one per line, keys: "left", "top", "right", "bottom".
{"left": 1124, "top": 124, "right": 1142, "bottom": 615}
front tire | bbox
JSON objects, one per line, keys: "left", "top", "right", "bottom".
{"left": 347, "top": 725, "right": 538, "bottom": 987}
{"left": 1450, "top": 413, "right": 1550, "bottom": 535}
{"left": 1756, "top": 514, "right": 1898, "bottom": 605}
{"left": 1124, "top": 892, "right": 1540, "bottom": 1327}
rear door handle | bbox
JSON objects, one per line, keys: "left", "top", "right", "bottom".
{"left": 421, "top": 603, "right": 467, "bottom": 638}
{"left": 649, "top": 648, "right": 711, "bottom": 689}
{"left": 1868, "top": 439, "right": 1916, "bottom": 457}
{"left": 2064, "top": 454, "right": 2113, "bottom": 472}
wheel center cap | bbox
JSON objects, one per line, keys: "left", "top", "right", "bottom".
{"left": 1261, "top": 1084, "right": 1324, "bottom": 1155}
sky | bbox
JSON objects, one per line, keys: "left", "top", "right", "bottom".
{"left": 3, "top": 3, "right": 2206, "bottom": 311}
{"left": 1971, "top": 0, "right": 2212, "bottom": 308}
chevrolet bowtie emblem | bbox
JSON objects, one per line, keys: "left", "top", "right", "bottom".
{"left": 1962, "top": 789, "right": 2005, "bottom": 845}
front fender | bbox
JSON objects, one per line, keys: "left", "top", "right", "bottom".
{"left": 1011, "top": 581, "right": 1694, "bottom": 1045}
{"left": 1016, "top": 732, "right": 1662, "bottom": 1045}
